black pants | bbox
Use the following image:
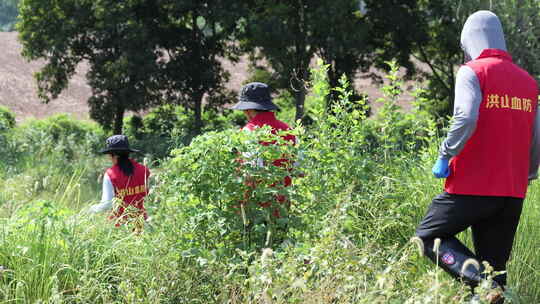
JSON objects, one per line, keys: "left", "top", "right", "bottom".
{"left": 416, "top": 192, "right": 523, "bottom": 286}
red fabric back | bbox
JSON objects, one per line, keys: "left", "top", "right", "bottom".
{"left": 243, "top": 111, "right": 296, "bottom": 167}
{"left": 242, "top": 111, "right": 295, "bottom": 217}
{"left": 106, "top": 159, "right": 150, "bottom": 219}
{"left": 445, "top": 49, "right": 538, "bottom": 198}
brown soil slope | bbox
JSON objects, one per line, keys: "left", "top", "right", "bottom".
{"left": 0, "top": 32, "right": 91, "bottom": 121}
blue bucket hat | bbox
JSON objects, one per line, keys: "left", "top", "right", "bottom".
{"left": 231, "top": 82, "right": 279, "bottom": 111}
{"left": 99, "top": 135, "right": 140, "bottom": 154}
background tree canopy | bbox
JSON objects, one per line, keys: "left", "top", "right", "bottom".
{"left": 17, "top": 0, "right": 242, "bottom": 134}
{"left": 11, "top": 0, "right": 540, "bottom": 133}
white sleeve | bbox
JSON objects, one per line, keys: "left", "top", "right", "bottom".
{"left": 89, "top": 174, "right": 114, "bottom": 213}
{"left": 241, "top": 151, "right": 265, "bottom": 167}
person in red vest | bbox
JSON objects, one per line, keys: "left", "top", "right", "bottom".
{"left": 413, "top": 11, "right": 540, "bottom": 303}
{"left": 232, "top": 82, "right": 296, "bottom": 217}
{"left": 89, "top": 135, "right": 150, "bottom": 228}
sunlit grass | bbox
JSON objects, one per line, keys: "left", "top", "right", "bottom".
{"left": 0, "top": 67, "right": 538, "bottom": 303}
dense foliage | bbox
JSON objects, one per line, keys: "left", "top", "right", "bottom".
{"left": 5, "top": 0, "right": 540, "bottom": 302}
{"left": 17, "top": 0, "right": 243, "bottom": 133}
{"left": 124, "top": 105, "right": 246, "bottom": 161}
{"left": 0, "top": 63, "right": 538, "bottom": 303}
{"left": 241, "top": 0, "right": 380, "bottom": 120}
{"left": 13, "top": 0, "right": 540, "bottom": 132}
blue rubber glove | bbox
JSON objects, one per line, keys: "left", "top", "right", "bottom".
{"left": 432, "top": 158, "right": 450, "bottom": 178}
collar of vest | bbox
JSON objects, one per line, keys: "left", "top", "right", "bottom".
{"left": 248, "top": 111, "right": 277, "bottom": 125}
{"left": 476, "top": 48, "right": 512, "bottom": 61}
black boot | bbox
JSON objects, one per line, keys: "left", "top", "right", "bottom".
{"left": 416, "top": 236, "right": 484, "bottom": 287}
{"left": 411, "top": 237, "right": 505, "bottom": 303}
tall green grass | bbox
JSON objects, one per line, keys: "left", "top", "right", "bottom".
{"left": 0, "top": 63, "right": 538, "bottom": 303}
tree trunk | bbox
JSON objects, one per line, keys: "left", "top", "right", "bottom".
{"left": 328, "top": 65, "right": 342, "bottom": 108}
{"left": 190, "top": 14, "right": 204, "bottom": 137}
{"left": 193, "top": 92, "right": 203, "bottom": 136}
{"left": 113, "top": 105, "right": 125, "bottom": 134}
{"left": 294, "top": 86, "right": 306, "bottom": 122}
{"left": 293, "top": 0, "right": 308, "bottom": 122}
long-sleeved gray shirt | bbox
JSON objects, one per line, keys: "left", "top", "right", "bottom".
{"left": 439, "top": 10, "right": 540, "bottom": 180}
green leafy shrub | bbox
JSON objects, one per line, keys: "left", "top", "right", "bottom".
{"left": 0, "top": 60, "right": 538, "bottom": 303}
{"left": 0, "top": 114, "right": 107, "bottom": 210}
{"left": 0, "top": 106, "right": 15, "bottom": 131}
{"left": 16, "top": 114, "right": 105, "bottom": 158}
{"left": 124, "top": 105, "right": 247, "bottom": 160}
{"left": 360, "top": 61, "right": 437, "bottom": 157}
{"left": 155, "top": 126, "right": 300, "bottom": 252}
{"left": 153, "top": 61, "right": 421, "bottom": 250}
{"left": 0, "top": 106, "right": 16, "bottom": 174}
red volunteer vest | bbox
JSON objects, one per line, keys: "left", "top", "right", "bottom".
{"left": 243, "top": 111, "right": 296, "bottom": 169}
{"left": 445, "top": 49, "right": 538, "bottom": 198}
{"left": 242, "top": 112, "right": 296, "bottom": 217}
{"left": 106, "top": 159, "right": 150, "bottom": 219}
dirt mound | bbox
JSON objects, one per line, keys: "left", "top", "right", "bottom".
{"left": 0, "top": 32, "right": 91, "bottom": 121}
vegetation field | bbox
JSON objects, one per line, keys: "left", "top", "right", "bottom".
{"left": 0, "top": 63, "right": 538, "bottom": 304}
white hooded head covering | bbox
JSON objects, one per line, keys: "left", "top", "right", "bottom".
{"left": 460, "top": 11, "right": 507, "bottom": 62}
